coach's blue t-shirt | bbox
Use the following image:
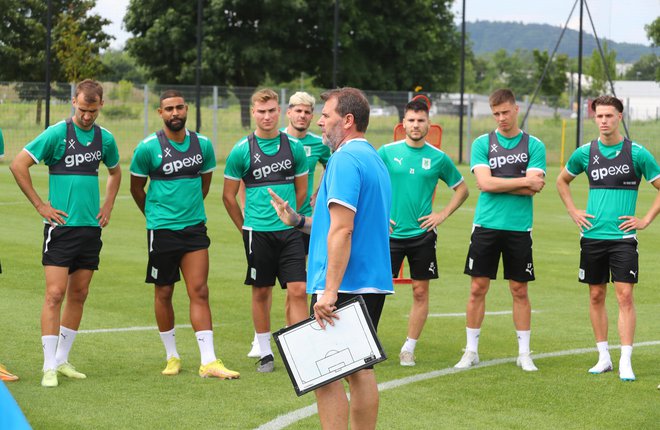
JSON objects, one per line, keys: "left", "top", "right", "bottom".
{"left": 307, "top": 139, "right": 394, "bottom": 295}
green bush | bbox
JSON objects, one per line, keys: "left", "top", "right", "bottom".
{"left": 102, "top": 105, "right": 138, "bottom": 120}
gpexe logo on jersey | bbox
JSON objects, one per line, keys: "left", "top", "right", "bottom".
{"left": 65, "top": 150, "right": 102, "bottom": 168}
{"left": 162, "top": 154, "right": 203, "bottom": 175}
{"left": 589, "top": 164, "right": 631, "bottom": 182}
{"left": 253, "top": 159, "right": 293, "bottom": 180}
{"left": 489, "top": 152, "right": 528, "bottom": 170}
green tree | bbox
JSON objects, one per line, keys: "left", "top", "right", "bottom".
{"left": 98, "top": 49, "right": 148, "bottom": 83}
{"left": 586, "top": 42, "right": 617, "bottom": 96}
{"left": 489, "top": 49, "right": 536, "bottom": 96}
{"left": 124, "top": 0, "right": 460, "bottom": 125}
{"left": 645, "top": 17, "right": 660, "bottom": 46}
{"left": 624, "top": 54, "right": 659, "bottom": 81}
{"left": 125, "top": 0, "right": 319, "bottom": 127}
{"left": 644, "top": 18, "right": 660, "bottom": 81}
{"left": 532, "top": 49, "right": 568, "bottom": 111}
{"left": 53, "top": 11, "right": 105, "bottom": 83}
{"left": 0, "top": 0, "right": 112, "bottom": 124}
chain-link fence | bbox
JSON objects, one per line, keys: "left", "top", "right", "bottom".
{"left": 1, "top": 81, "right": 658, "bottom": 165}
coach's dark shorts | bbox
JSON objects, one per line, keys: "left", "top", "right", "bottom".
{"left": 242, "top": 229, "right": 306, "bottom": 288}
{"left": 310, "top": 292, "right": 386, "bottom": 370}
{"left": 464, "top": 226, "right": 535, "bottom": 282}
{"left": 579, "top": 237, "right": 638, "bottom": 284}
{"left": 390, "top": 230, "right": 439, "bottom": 280}
{"left": 146, "top": 222, "right": 210, "bottom": 286}
{"left": 42, "top": 225, "right": 102, "bottom": 273}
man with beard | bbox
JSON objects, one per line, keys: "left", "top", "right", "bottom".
{"left": 282, "top": 92, "right": 330, "bottom": 247}
{"left": 10, "top": 79, "right": 121, "bottom": 387}
{"left": 130, "top": 90, "right": 239, "bottom": 380}
{"left": 378, "top": 99, "right": 468, "bottom": 366}
{"left": 269, "top": 87, "right": 392, "bottom": 429}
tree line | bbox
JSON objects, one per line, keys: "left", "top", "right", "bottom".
{"left": 1, "top": 1, "right": 657, "bottom": 125}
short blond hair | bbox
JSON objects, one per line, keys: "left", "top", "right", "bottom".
{"left": 288, "top": 91, "right": 315, "bottom": 108}
{"left": 251, "top": 88, "right": 279, "bottom": 106}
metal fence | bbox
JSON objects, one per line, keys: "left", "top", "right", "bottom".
{"left": 1, "top": 82, "right": 657, "bottom": 165}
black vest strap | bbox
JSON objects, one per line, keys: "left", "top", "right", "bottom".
{"left": 49, "top": 118, "right": 103, "bottom": 176}
{"left": 149, "top": 130, "right": 203, "bottom": 180}
{"left": 587, "top": 138, "right": 640, "bottom": 190}
{"left": 243, "top": 132, "right": 295, "bottom": 188}
{"left": 487, "top": 131, "right": 530, "bottom": 178}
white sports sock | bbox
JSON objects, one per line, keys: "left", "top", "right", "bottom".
{"left": 159, "top": 328, "right": 180, "bottom": 360}
{"left": 55, "top": 326, "right": 78, "bottom": 366}
{"left": 620, "top": 345, "right": 633, "bottom": 363}
{"left": 516, "top": 330, "right": 531, "bottom": 355}
{"left": 253, "top": 331, "right": 259, "bottom": 346}
{"left": 195, "top": 330, "right": 217, "bottom": 366}
{"left": 596, "top": 341, "right": 610, "bottom": 361}
{"left": 256, "top": 332, "right": 273, "bottom": 358}
{"left": 466, "top": 327, "right": 481, "bottom": 353}
{"left": 42, "top": 335, "right": 59, "bottom": 371}
{"left": 401, "top": 338, "right": 418, "bottom": 354}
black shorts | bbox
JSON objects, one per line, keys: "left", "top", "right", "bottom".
{"left": 310, "top": 292, "right": 386, "bottom": 370}
{"left": 146, "top": 222, "right": 210, "bottom": 286}
{"left": 302, "top": 232, "right": 311, "bottom": 256}
{"left": 42, "top": 225, "right": 102, "bottom": 273}
{"left": 243, "top": 229, "right": 306, "bottom": 288}
{"left": 579, "top": 237, "right": 638, "bottom": 284}
{"left": 390, "top": 230, "right": 439, "bottom": 280}
{"left": 464, "top": 226, "right": 535, "bottom": 282}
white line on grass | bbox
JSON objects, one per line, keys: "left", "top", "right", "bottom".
{"left": 255, "top": 340, "right": 660, "bottom": 430}
{"left": 78, "top": 324, "right": 194, "bottom": 334}
{"left": 428, "top": 310, "right": 540, "bottom": 317}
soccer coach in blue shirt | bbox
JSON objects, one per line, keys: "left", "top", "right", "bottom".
{"left": 269, "top": 87, "right": 392, "bottom": 429}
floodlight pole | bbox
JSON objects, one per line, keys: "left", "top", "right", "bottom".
{"left": 332, "top": 0, "right": 339, "bottom": 88}
{"left": 458, "top": 0, "right": 466, "bottom": 164}
{"left": 576, "top": 0, "right": 584, "bottom": 149}
{"left": 45, "top": 0, "right": 52, "bottom": 128}
{"left": 195, "top": 0, "right": 203, "bottom": 132}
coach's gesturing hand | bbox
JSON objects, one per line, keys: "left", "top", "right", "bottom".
{"left": 268, "top": 188, "right": 299, "bottom": 227}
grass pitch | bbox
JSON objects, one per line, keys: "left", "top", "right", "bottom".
{"left": 1, "top": 162, "right": 659, "bottom": 429}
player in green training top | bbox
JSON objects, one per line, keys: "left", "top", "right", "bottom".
{"left": 378, "top": 99, "right": 468, "bottom": 367}
{"left": 10, "top": 80, "right": 122, "bottom": 387}
{"left": 455, "top": 89, "right": 546, "bottom": 373}
{"left": 246, "top": 91, "right": 330, "bottom": 359}
{"left": 223, "top": 88, "right": 309, "bottom": 373}
{"left": 0, "top": 127, "right": 5, "bottom": 160}
{"left": 283, "top": 91, "right": 331, "bottom": 220}
{"left": 130, "top": 90, "right": 239, "bottom": 380}
{"left": 557, "top": 95, "right": 660, "bottom": 382}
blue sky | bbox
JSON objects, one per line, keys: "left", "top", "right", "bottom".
{"left": 95, "top": 0, "right": 659, "bottom": 50}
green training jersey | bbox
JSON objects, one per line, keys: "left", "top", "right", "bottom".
{"left": 280, "top": 127, "right": 330, "bottom": 216}
{"left": 470, "top": 130, "right": 546, "bottom": 232}
{"left": 0, "top": 128, "right": 4, "bottom": 158}
{"left": 379, "top": 140, "right": 464, "bottom": 239}
{"left": 24, "top": 119, "right": 120, "bottom": 227}
{"left": 565, "top": 139, "right": 660, "bottom": 240}
{"left": 130, "top": 130, "right": 216, "bottom": 231}
{"left": 224, "top": 133, "right": 308, "bottom": 231}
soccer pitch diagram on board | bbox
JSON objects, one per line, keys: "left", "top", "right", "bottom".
{"left": 274, "top": 297, "right": 386, "bottom": 395}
